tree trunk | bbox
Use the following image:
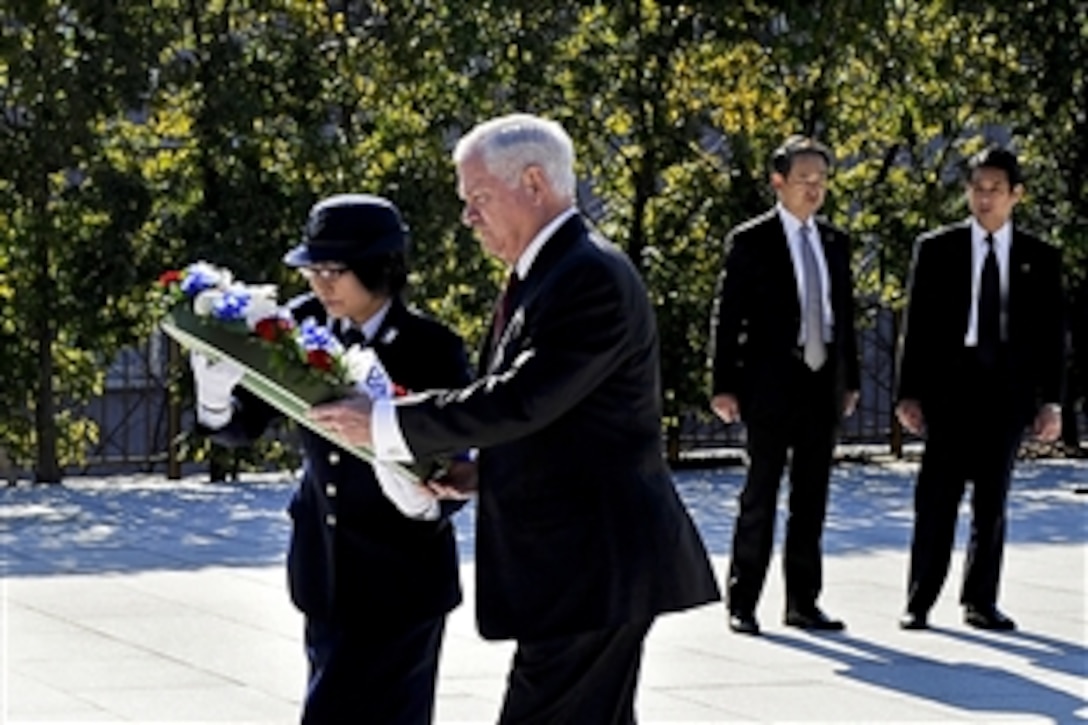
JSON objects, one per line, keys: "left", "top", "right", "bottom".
{"left": 33, "top": 223, "right": 61, "bottom": 484}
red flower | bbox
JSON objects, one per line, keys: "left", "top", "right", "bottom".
{"left": 307, "top": 349, "right": 334, "bottom": 372}
{"left": 158, "top": 269, "right": 182, "bottom": 286}
{"left": 254, "top": 317, "right": 283, "bottom": 342}
{"left": 392, "top": 383, "right": 408, "bottom": 397}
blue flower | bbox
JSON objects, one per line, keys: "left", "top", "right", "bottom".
{"left": 297, "top": 317, "right": 342, "bottom": 353}
{"left": 212, "top": 288, "right": 251, "bottom": 322}
{"left": 181, "top": 263, "right": 224, "bottom": 296}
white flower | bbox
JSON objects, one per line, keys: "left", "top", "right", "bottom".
{"left": 247, "top": 284, "right": 278, "bottom": 302}
{"left": 343, "top": 347, "right": 394, "bottom": 398}
{"left": 193, "top": 289, "right": 224, "bottom": 317}
{"left": 242, "top": 287, "right": 281, "bottom": 330}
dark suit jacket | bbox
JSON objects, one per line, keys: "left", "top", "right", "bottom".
{"left": 210, "top": 295, "right": 472, "bottom": 626}
{"left": 393, "top": 215, "right": 721, "bottom": 641}
{"left": 896, "top": 220, "right": 1065, "bottom": 426}
{"left": 709, "top": 209, "right": 861, "bottom": 421}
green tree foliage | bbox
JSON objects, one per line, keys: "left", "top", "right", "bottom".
{"left": 0, "top": 1, "right": 169, "bottom": 481}
{"left": 1, "top": 0, "right": 1083, "bottom": 478}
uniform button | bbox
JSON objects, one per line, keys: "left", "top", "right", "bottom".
{"left": 325, "top": 514, "right": 337, "bottom": 527}
{"left": 325, "top": 483, "right": 337, "bottom": 497}
{"left": 327, "top": 451, "right": 340, "bottom": 465}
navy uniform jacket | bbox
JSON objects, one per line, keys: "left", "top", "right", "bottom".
{"left": 390, "top": 215, "right": 721, "bottom": 641}
{"left": 211, "top": 294, "right": 472, "bottom": 627}
{"left": 709, "top": 209, "right": 861, "bottom": 421}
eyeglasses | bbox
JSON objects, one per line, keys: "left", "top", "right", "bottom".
{"left": 786, "top": 174, "right": 828, "bottom": 189}
{"left": 968, "top": 183, "right": 1011, "bottom": 197}
{"left": 300, "top": 266, "right": 349, "bottom": 282}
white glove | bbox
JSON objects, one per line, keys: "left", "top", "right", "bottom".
{"left": 371, "top": 461, "right": 439, "bottom": 521}
{"left": 190, "top": 352, "right": 245, "bottom": 428}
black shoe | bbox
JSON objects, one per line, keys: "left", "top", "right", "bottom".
{"left": 784, "top": 605, "right": 845, "bottom": 631}
{"left": 964, "top": 604, "right": 1016, "bottom": 631}
{"left": 728, "top": 610, "right": 761, "bottom": 635}
{"left": 898, "top": 611, "right": 929, "bottom": 630}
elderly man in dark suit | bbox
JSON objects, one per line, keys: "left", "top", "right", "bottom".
{"left": 312, "top": 113, "right": 720, "bottom": 724}
{"left": 895, "top": 146, "right": 1065, "bottom": 632}
{"left": 708, "top": 135, "right": 861, "bottom": 636}
{"left": 192, "top": 194, "right": 472, "bottom": 724}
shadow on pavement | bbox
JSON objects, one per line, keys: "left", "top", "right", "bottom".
{"left": 1, "top": 475, "right": 295, "bottom": 577}
{"left": 762, "top": 630, "right": 1088, "bottom": 724}
{"left": 2, "top": 460, "right": 1084, "bottom": 576}
{"left": 940, "top": 627, "right": 1088, "bottom": 682}
{"left": 678, "top": 460, "right": 1088, "bottom": 556}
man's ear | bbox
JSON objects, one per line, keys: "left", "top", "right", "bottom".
{"left": 521, "top": 165, "right": 548, "bottom": 200}
{"left": 1010, "top": 183, "right": 1025, "bottom": 205}
{"left": 769, "top": 171, "right": 786, "bottom": 192}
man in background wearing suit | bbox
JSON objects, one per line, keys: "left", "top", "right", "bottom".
{"left": 312, "top": 113, "right": 720, "bottom": 724}
{"left": 895, "top": 146, "right": 1065, "bottom": 631}
{"left": 708, "top": 136, "right": 861, "bottom": 636}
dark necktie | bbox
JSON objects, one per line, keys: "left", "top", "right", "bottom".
{"left": 977, "top": 233, "right": 1000, "bottom": 366}
{"left": 341, "top": 325, "right": 367, "bottom": 349}
{"left": 493, "top": 272, "right": 521, "bottom": 340}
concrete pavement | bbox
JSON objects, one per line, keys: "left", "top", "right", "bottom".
{"left": 2, "top": 459, "right": 1085, "bottom": 723}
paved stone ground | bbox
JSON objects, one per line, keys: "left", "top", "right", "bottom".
{"left": 2, "top": 459, "right": 1085, "bottom": 723}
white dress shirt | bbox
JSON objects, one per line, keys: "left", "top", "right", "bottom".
{"left": 964, "top": 218, "right": 1011, "bottom": 347}
{"left": 335, "top": 298, "right": 392, "bottom": 344}
{"left": 777, "top": 203, "right": 833, "bottom": 344}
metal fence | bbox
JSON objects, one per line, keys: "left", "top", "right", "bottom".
{"left": 52, "top": 308, "right": 1085, "bottom": 477}
{"left": 75, "top": 332, "right": 179, "bottom": 475}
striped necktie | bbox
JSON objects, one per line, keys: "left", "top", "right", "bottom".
{"left": 493, "top": 272, "right": 520, "bottom": 339}
{"left": 800, "top": 224, "right": 827, "bottom": 371}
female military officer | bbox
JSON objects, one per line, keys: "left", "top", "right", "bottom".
{"left": 191, "top": 194, "right": 472, "bottom": 724}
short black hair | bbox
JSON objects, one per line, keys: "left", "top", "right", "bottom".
{"left": 966, "top": 145, "right": 1023, "bottom": 187}
{"left": 770, "top": 135, "right": 833, "bottom": 176}
{"left": 347, "top": 251, "right": 408, "bottom": 298}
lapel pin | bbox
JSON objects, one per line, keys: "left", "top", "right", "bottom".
{"left": 381, "top": 327, "right": 399, "bottom": 344}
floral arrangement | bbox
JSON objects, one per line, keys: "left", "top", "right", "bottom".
{"left": 154, "top": 261, "right": 418, "bottom": 477}
{"left": 154, "top": 261, "right": 369, "bottom": 391}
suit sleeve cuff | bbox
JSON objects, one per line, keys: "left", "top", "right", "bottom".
{"left": 372, "top": 399, "right": 415, "bottom": 462}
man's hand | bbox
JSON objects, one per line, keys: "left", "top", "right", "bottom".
{"left": 1032, "top": 404, "right": 1062, "bottom": 443}
{"left": 843, "top": 390, "right": 860, "bottom": 418}
{"left": 711, "top": 393, "right": 741, "bottom": 424}
{"left": 427, "top": 459, "right": 478, "bottom": 501}
{"left": 895, "top": 399, "right": 925, "bottom": 436}
{"left": 308, "top": 394, "right": 375, "bottom": 448}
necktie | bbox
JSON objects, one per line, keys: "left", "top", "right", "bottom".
{"left": 799, "top": 225, "right": 827, "bottom": 371}
{"left": 341, "top": 325, "right": 367, "bottom": 349}
{"left": 493, "top": 272, "right": 520, "bottom": 340}
{"left": 977, "top": 233, "right": 1000, "bottom": 366}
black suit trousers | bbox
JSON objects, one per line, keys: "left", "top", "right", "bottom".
{"left": 302, "top": 614, "right": 446, "bottom": 725}
{"left": 728, "top": 360, "right": 838, "bottom": 612}
{"left": 498, "top": 620, "right": 653, "bottom": 725}
{"left": 906, "top": 351, "right": 1024, "bottom": 614}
